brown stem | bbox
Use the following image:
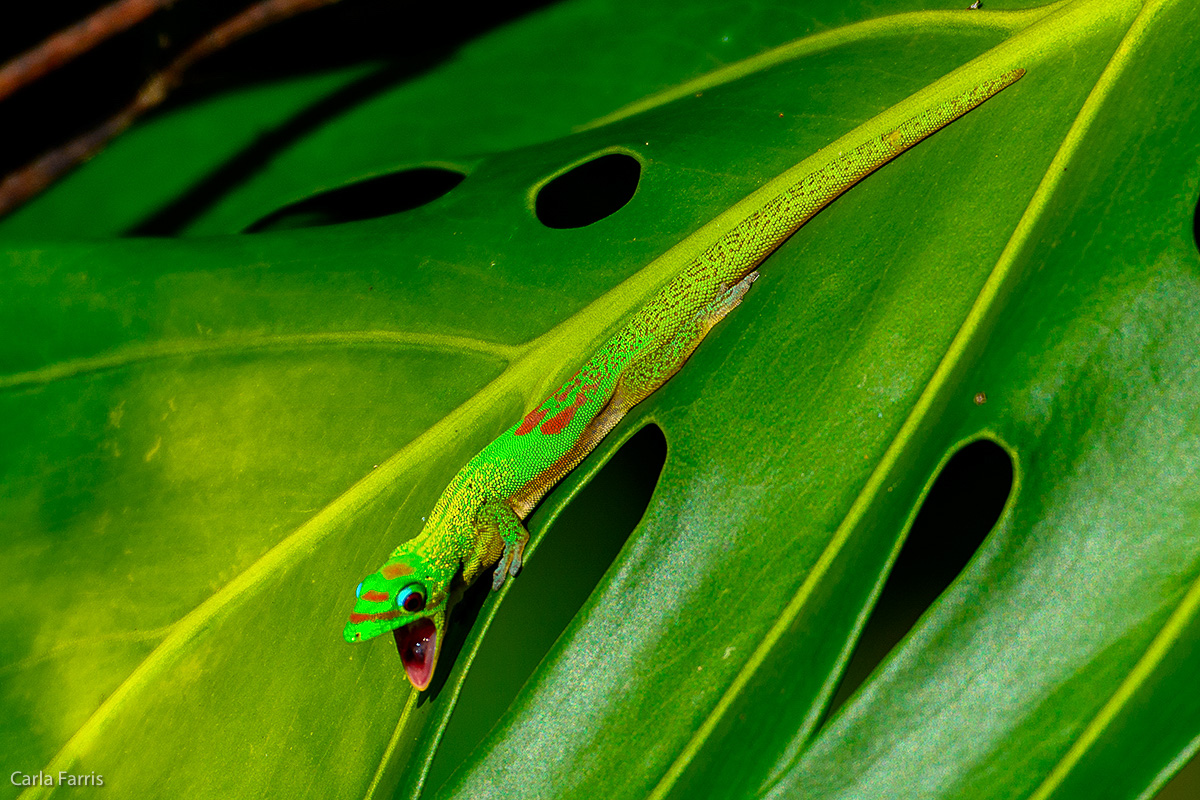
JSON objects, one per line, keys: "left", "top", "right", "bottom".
{"left": 0, "top": 0, "right": 176, "bottom": 104}
{"left": 0, "top": 0, "right": 344, "bottom": 218}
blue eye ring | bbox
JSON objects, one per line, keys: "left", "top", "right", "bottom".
{"left": 355, "top": 582, "right": 363, "bottom": 599}
{"left": 396, "top": 584, "right": 427, "bottom": 614}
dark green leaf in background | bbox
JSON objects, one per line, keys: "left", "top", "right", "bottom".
{"left": 2, "top": 0, "right": 1198, "bottom": 799}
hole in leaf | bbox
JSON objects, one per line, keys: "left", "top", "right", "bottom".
{"left": 126, "top": 66, "right": 434, "bottom": 236}
{"left": 1194, "top": 191, "right": 1200, "bottom": 255}
{"left": 535, "top": 152, "right": 641, "bottom": 228}
{"left": 424, "top": 423, "right": 667, "bottom": 793}
{"left": 1155, "top": 745, "right": 1200, "bottom": 800}
{"left": 243, "top": 167, "right": 465, "bottom": 232}
{"left": 825, "top": 439, "right": 1013, "bottom": 718}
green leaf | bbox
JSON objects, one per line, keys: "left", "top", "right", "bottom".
{"left": 3, "top": 0, "right": 1199, "bottom": 799}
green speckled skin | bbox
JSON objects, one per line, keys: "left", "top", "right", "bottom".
{"left": 344, "top": 68, "right": 1024, "bottom": 689}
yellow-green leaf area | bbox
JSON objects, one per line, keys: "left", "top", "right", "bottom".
{"left": 2, "top": 1, "right": 1199, "bottom": 799}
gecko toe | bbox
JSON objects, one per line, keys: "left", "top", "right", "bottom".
{"left": 492, "top": 556, "right": 510, "bottom": 591}
{"left": 492, "top": 537, "right": 526, "bottom": 590}
{"left": 508, "top": 538, "right": 526, "bottom": 578}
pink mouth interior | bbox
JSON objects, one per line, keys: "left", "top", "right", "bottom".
{"left": 393, "top": 618, "right": 437, "bottom": 690}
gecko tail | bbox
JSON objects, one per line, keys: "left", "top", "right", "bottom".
{"left": 884, "top": 67, "right": 1025, "bottom": 157}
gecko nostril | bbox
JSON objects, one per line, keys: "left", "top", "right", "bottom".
{"left": 535, "top": 153, "right": 641, "bottom": 229}
{"left": 245, "top": 167, "right": 465, "bottom": 232}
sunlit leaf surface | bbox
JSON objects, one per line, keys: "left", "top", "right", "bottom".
{"left": 2, "top": 0, "right": 1198, "bottom": 798}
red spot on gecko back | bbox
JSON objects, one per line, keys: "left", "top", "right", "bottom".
{"left": 362, "top": 590, "right": 390, "bottom": 602}
{"left": 381, "top": 563, "right": 414, "bottom": 579}
{"left": 540, "top": 384, "right": 597, "bottom": 435}
{"left": 516, "top": 406, "right": 550, "bottom": 436}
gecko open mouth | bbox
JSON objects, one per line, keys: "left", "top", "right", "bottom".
{"left": 393, "top": 618, "right": 437, "bottom": 690}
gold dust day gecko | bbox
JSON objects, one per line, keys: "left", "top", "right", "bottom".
{"left": 345, "top": 67, "right": 1025, "bottom": 691}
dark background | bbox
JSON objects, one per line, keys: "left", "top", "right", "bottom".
{"left": 0, "top": 0, "right": 559, "bottom": 182}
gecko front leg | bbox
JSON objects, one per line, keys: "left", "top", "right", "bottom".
{"left": 475, "top": 498, "right": 529, "bottom": 591}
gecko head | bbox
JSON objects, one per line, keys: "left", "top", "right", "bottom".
{"left": 343, "top": 551, "right": 451, "bottom": 691}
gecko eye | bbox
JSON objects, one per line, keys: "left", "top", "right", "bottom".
{"left": 355, "top": 582, "right": 363, "bottom": 599}
{"left": 396, "top": 584, "right": 426, "bottom": 614}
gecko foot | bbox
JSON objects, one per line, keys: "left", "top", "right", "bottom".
{"left": 491, "top": 536, "right": 527, "bottom": 591}
{"left": 699, "top": 271, "right": 758, "bottom": 325}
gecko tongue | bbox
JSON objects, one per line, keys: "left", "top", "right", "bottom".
{"left": 394, "top": 618, "right": 437, "bottom": 691}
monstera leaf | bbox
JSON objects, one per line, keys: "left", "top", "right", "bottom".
{"left": 2, "top": 0, "right": 1199, "bottom": 798}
